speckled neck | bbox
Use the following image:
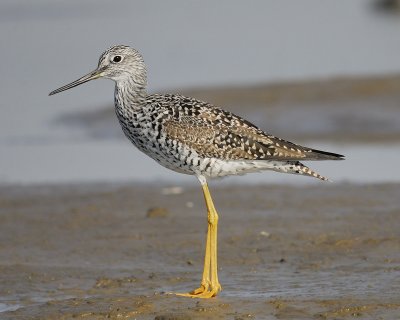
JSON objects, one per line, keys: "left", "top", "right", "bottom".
{"left": 114, "top": 75, "right": 147, "bottom": 113}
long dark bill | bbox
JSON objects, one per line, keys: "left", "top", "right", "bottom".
{"left": 49, "top": 68, "right": 103, "bottom": 96}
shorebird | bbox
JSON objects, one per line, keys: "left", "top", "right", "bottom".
{"left": 49, "top": 45, "right": 344, "bottom": 298}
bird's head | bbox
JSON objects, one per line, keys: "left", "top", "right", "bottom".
{"left": 49, "top": 45, "right": 147, "bottom": 96}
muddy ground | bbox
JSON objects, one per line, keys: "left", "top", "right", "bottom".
{"left": 0, "top": 182, "right": 399, "bottom": 319}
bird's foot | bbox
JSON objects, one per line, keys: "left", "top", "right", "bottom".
{"left": 172, "top": 282, "right": 222, "bottom": 299}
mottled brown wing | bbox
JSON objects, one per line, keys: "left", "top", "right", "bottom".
{"left": 163, "top": 108, "right": 326, "bottom": 161}
{"left": 164, "top": 117, "right": 253, "bottom": 160}
{"left": 158, "top": 93, "right": 344, "bottom": 161}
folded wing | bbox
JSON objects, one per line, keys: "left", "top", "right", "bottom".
{"left": 163, "top": 101, "right": 344, "bottom": 162}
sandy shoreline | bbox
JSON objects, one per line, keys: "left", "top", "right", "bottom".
{"left": 0, "top": 182, "right": 399, "bottom": 319}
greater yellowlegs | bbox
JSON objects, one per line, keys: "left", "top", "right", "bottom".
{"left": 49, "top": 45, "right": 344, "bottom": 298}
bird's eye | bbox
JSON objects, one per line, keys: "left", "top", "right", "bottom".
{"left": 112, "top": 55, "right": 122, "bottom": 63}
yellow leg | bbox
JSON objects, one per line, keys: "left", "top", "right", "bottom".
{"left": 192, "top": 223, "right": 211, "bottom": 294}
{"left": 174, "top": 179, "right": 222, "bottom": 298}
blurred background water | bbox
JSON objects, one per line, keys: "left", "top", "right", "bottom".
{"left": 1, "top": 0, "right": 400, "bottom": 185}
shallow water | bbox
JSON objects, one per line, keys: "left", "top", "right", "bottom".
{"left": 1, "top": 137, "right": 399, "bottom": 185}
{"left": 0, "top": 303, "right": 21, "bottom": 313}
{"left": 1, "top": 1, "right": 400, "bottom": 187}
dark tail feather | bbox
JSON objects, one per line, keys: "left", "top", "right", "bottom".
{"left": 307, "top": 148, "right": 345, "bottom": 161}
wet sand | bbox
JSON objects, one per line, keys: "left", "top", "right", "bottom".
{"left": 1, "top": 182, "right": 399, "bottom": 319}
